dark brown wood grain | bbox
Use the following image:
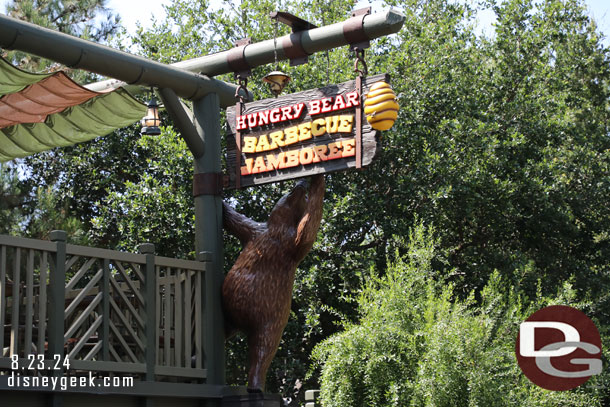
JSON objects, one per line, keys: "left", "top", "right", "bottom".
{"left": 222, "top": 175, "right": 325, "bottom": 391}
{"left": 225, "top": 73, "right": 389, "bottom": 188}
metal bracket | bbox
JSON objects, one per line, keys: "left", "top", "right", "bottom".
{"left": 344, "top": 7, "right": 371, "bottom": 51}
{"left": 193, "top": 173, "right": 224, "bottom": 196}
{"left": 227, "top": 38, "right": 252, "bottom": 78}
{"left": 271, "top": 11, "right": 317, "bottom": 66}
{"left": 68, "top": 49, "right": 87, "bottom": 69}
{"left": 270, "top": 11, "right": 317, "bottom": 32}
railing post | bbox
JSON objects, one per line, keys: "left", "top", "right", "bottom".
{"left": 197, "top": 250, "right": 222, "bottom": 383}
{"left": 47, "top": 230, "right": 66, "bottom": 360}
{"left": 48, "top": 230, "right": 66, "bottom": 407}
{"left": 139, "top": 243, "right": 156, "bottom": 382}
{"left": 101, "top": 258, "right": 110, "bottom": 361}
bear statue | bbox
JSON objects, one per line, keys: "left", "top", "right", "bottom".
{"left": 222, "top": 174, "right": 325, "bottom": 392}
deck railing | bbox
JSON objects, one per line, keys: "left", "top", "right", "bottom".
{"left": 0, "top": 231, "right": 211, "bottom": 383}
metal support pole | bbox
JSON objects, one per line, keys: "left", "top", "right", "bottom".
{"left": 158, "top": 88, "right": 205, "bottom": 158}
{"left": 192, "top": 93, "right": 225, "bottom": 393}
{"left": 86, "top": 9, "right": 405, "bottom": 92}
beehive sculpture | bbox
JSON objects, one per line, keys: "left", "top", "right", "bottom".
{"left": 364, "top": 81, "right": 399, "bottom": 131}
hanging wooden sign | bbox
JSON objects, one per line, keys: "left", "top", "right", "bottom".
{"left": 226, "top": 73, "right": 391, "bottom": 188}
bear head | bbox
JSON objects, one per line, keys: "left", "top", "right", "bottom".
{"left": 267, "top": 179, "right": 308, "bottom": 233}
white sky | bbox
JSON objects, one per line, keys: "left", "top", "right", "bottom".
{"left": 0, "top": 0, "right": 609, "bottom": 45}
{"left": 106, "top": 0, "right": 171, "bottom": 35}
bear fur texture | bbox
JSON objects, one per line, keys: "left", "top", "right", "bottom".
{"left": 222, "top": 175, "right": 325, "bottom": 392}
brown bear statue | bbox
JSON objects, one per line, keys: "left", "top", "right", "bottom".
{"left": 222, "top": 174, "right": 325, "bottom": 392}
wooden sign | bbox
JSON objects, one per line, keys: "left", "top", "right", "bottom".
{"left": 226, "top": 73, "right": 389, "bottom": 188}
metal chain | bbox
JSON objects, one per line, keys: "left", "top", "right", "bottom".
{"left": 354, "top": 48, "right": 368, "bottom": 77}
{"left": 234, "top": 74, "right": 248, "bottom": 189}
{"left": 273, "top": 18, "right": 279, "bottom": 68}
{"left": 353, "top": 47, "right": 367, "bottom": 169}
{"left": 321, "top": 12, "right": 330, "bottom": 85}
{"left": 235, "top": 75, "right": 249, "bottom": 104}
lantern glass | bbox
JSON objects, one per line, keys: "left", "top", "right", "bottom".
{"left": 263, "top": 71, "right": 291, "bottom": 97}
{"left": 140, "top": 96, "right": 161, "bottom": 135}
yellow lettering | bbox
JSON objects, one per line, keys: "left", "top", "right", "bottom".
{"left": 242, "top": 137, "right": 257, "bottom": 153}
{"left": 312, "top": 118, "right": 326, "bottom": 137}
{"left": 284, "top": 126, "right": 299, "bottom": 146}
{"left": 255, "top": 134, "right": 270, "bottom": 152}
{"left": 298, "top": 122, "right": 312, "bottom": 141}
{"left": 325, "top": 115, "right": 340, "bottom": 133}
{"left": 338, "top": 115, "right": 354, "bottom": 133}
{"left": 269, "top": 131, "right": 285, "bottom": 148}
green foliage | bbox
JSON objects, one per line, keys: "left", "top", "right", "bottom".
{"left": 19, "top": 121, "right": 196, "bottom": 255}
{"left": 90, "top": 127, "right": 195, "bottom": 256}
{"left": 313, "top": 223, "right": 607, "bottom": 407}
{"left": 2, "top": 0, "right": 120, "bottom": 80}
{"left": 25, "top": 186, "right": 90, "bottom": 244}
{"left": 0, "top": 163, "right": 27, "bottom": 235}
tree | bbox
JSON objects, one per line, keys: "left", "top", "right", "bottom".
{"left": 0, "top": 163, "right": 27, "bottom": 235}
{"left": 312, "top": 223, "right": 607, "bottom": 407}
{"left": 1, "top": 0, "right": 125, "bottom": 242}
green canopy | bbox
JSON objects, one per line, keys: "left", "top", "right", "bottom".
{"left": 0, "top": 57, "right": 147, "bottom": 162}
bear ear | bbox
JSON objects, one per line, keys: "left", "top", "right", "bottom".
{"left": 295, "top": 179, "right": 309, "bottom": 190}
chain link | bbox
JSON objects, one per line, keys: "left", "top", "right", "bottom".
{"left": 235, "top": 75, "right": 249, "bottom": 104}
{"left": 353, "top": 48, "right": 368, "bottom": 77}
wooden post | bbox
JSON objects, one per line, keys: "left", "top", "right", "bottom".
{"left": 47, "top": 230, "right": 66, "bottom": 359}
{"left": 101, "top": 258, "right": 110, "bottom": 361}
{"left": 139, "top": 243, "right": 156, "bottom": 381}
{"left": 0, "top": 245, "right": 5, "bottom": 353}
{"left": 48, "top": 230, "right": 66, "bottom": 407}
{"left": 9, "top": 246, "right": 20, "bottom": 356}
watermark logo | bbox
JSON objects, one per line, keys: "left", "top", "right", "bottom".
{"left": 516, "top": 305, "right": 602, "bottom": 390}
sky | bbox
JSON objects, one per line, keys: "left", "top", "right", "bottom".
{"left": 0, "top": 0, "right": 609, "bottom": 45}
{"left": 106, "top": 0, "right": 171, "bottom": 35}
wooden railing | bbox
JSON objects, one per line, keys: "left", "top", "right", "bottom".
{"left": 0, "top": 232, "right": 211, "bottom": 383}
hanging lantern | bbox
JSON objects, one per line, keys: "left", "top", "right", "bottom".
{"left": 140, "top": 95, "right": 161, "bottom": 135}
{"left": 261, "top": 14, "right": 292, "bottom": 98}
{"left": 364, "top": 81, "right": 399, "bottom": 131}
{"left": 263, "top": 70, "right": 291, "bottom": 97}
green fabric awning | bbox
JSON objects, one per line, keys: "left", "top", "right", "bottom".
{"left": 0, "top": 57, "right": 147, "bottom": 162}
{"left": 0, "top": 57, "right": 51, "bottom": 94}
